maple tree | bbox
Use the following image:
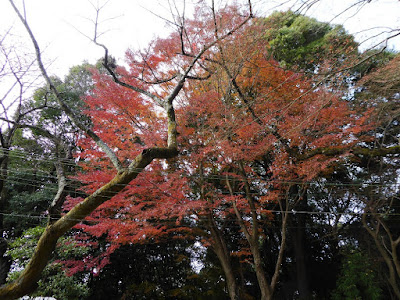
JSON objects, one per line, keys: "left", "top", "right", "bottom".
{"left": 0, "top": 1, "right": 254, "bottom": 299}
{"left": 64, "top": 5, "right": 374, "bottom": 300}
{"left": 177, "top": 39, "right": 371, "bottom": 300}
{"left": 175, "top": 7, "right": 374, "bottom": 298}
{"left": 2, "top": 0, "right": 400, "bottom": 299}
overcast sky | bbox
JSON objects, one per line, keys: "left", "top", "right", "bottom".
{"left": 1, "top": 0, "right": 399, "bottom": 78}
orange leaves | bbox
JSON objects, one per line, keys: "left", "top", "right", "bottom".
{"left": 65, "top": 161, "right": 198, "bottom": 272}
{"left": 259, "top": 190, "right": 281, "bottom": 204}
{"left": 296, "top": 155, "right": 341, "bottom": 181}
{"left": 63, "top": 3, "right": 378, "bottom": 278}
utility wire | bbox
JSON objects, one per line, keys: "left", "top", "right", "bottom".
{"left": 3, "top": 159, "right": 400, "bottom": 188}
{"left": 2, "top": 207, "right": 400, "bottom": 225}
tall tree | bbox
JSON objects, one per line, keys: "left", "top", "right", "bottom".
{"left": 72, "top": 6, "right": 374, "bottom": 299}
{"left": 261, "top": 10, "right": 357, "bottom": 72}
{"left": 2, "top": 1, "right": 399, "bottom": 298}
{"left": 0, "top": 1, "right": 254, "bottom": 299}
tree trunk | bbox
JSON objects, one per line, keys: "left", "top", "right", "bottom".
{"left": 290, "top": 185, "right": 311, "bottom": 299}
{"left": 0, "top": 146, "right": 178, "bottom": 300}
{"left": 0, "top": 239, "right": 11, "bottom": 285}
{"left": 208, "top": 214, "right": 240, "bottom": 300}
{"left": 251, "top": 242, "right": 272, "bottom": 300}
{"left": 0, "top": 154, "right": 11, "bottom": 284}
{"left": 214, "top": 247, "right": 240, "bottom": 300}
{"left": 292, "top": 218, "right": 311, "bottom": 300}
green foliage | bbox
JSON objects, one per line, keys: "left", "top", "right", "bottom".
{"left": 331, "top": 250, "right": 382, "bottom": 300}
{"left": 3, "top": 5, "right": 400, "bottom": 299}
{"left": 7, "top": 226, "right": 90, "bottom": 299}
{"left": 7, "top": 226, "right": 44, "bottom": 264}
{"left": 64, "top": 62, "right": 95, "bottom": 97}
{"left": 35, "top": 264, "right": 89, "bottom": 300}
{"left": 262, "top": 10, "right": 357, "bottom": 71}
{"left": 21, "top": 62, "right": 94, "bottom": 136}
{"left": 2, "top": 62, "right": 96, "bottom": 236}
{"left": 3, "top": 131, "right": 57, "bottom": 235}
{"left": 86, "top": 239, "right": 231, "bottom": 300}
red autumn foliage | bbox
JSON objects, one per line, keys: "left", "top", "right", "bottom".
{"left": 62, "top": 4, "right": 373, "bottom": 276}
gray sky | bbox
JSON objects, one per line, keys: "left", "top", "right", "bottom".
{"left": 1, "top": 0, "right": 399, "bottom": 78}
{"left": 1, "top": 0, "right": 171, "bottom": 76}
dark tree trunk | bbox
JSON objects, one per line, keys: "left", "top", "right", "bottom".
{"left": 0, "top": 239, "right": 11, "bottom": 285}
{"left": 293, "top": 215, "right": 311, "bottom": 299}
{"left": 291, "top": 186, "right": 312, "bottom": 300}
{"left": 209, "top": 215, "right": 240, "bottom": 300}
{"left": 0, "top": 155, "right": 11, "bottom": 284}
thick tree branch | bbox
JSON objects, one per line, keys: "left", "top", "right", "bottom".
{"left": 0, "top": 2, "right": 183, "bottom": 299}
{"left": 0, "top": 2, "right": 256, "bottom": 299}
{"left": 0, "top": 143, "right": 178, "bottom": 300}
{"left": 99, "top": 47, "right": 166, "bottom": 108}
{"left": 48, "top": 144, "right": 74, "bottom": 224}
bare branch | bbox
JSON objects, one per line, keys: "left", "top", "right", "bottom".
{"left": 125, "top": 73, "right": 179, "bottom": 85}
{"left": 9, "top": 0, "right": 124, "bottom": 172}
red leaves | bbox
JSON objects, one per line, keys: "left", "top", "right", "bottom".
{"left": 62, "top": 3, "right": 375, "bottom": 275}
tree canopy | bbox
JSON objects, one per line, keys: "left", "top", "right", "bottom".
{"left": 1, "top": 1, "right": 400, "bottom": 299}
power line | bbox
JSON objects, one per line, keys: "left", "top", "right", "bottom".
{"left": 3, "top": 160, "right": 400, "bottom": 188}
{"left": 2, "top": 207, "right": 400, "bottom": 225}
